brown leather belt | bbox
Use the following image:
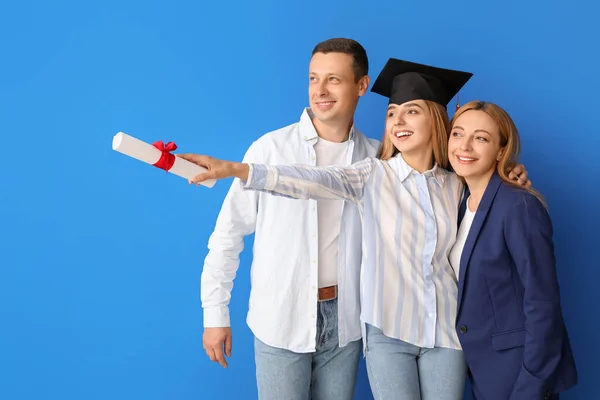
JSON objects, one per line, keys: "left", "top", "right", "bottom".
{"left": 318, "top": 285, "right": 337, "bottom": 302}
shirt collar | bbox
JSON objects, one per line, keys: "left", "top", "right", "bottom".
{"left": 388, "top": 152, "right": 446, "bottom": 186}
{"left": 299, "top": 108, "right": 356, "bottom": 142}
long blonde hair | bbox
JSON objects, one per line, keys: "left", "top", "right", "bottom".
{"left": 451, "top": 100, "right": 546, "bottom": 206}
{"left": 376, "top": 100, "right": 451, "bottom": 170}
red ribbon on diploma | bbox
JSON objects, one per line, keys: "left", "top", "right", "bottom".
{"left": 152, "top": 141, "right": 178, "bottom": 172}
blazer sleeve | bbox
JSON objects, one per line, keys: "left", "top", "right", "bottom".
{"left": 504, "top": 193, "right": 565, "bottom": 399}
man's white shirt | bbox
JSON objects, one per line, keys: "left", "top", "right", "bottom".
{"left": 201, "top": 108, "right": 379, "bottom": 352}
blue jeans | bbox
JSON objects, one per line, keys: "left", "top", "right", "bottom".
{"left": 254, "top": 299, "right": 362, "bottom": 400}
{"left": 365, "top": 323, "right": 467, "bottom": 400}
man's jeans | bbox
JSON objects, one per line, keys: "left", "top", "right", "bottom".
{"left": 254, "top": 298, "right": 361, "bottom": 400}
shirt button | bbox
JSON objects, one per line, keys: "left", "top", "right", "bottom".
{"left": 459, "top": 325, "right": 468, "bottom": 334}
{"left": 428, "top": 313, "right": 434, "bottom": 318}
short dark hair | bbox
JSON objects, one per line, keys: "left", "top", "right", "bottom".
{"left": 311, "top": 38, "right": 369, "bottom": 82}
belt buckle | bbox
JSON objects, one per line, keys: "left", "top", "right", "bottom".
{"left": 318, "top": 285, "right": 337, "bottom": 302}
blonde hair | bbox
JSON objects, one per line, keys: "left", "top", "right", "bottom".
{"left": 451, "top": 100, "right": 546, "bottom": 206}
{"left": 376, "top": 100, "right": 450, "bottom": 170}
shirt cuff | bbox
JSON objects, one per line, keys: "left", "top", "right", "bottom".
{"left": 203, "top": 306, "right": 231, "bottom": 327}
{"left": 241, "top": 164, "right": 278, "bottom": 191}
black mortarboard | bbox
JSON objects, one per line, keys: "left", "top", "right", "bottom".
{"left": 371, "top": 58, "right": 473, "bottom": 107}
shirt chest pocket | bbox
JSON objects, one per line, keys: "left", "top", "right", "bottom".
{"left": 491, "top": 328, "right": 525, "bottom": 351}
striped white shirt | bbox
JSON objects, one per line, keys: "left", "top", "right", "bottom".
{"left": 244, "top": 153, "right": 465, "bottom": 350}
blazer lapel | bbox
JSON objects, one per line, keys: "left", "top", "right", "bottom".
{"left": 456, "top": 172, "right": 503, "bottom": 314}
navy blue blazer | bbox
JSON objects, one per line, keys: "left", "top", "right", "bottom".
{"left": 456, "top": 172, "right": 577, "bottom": 400}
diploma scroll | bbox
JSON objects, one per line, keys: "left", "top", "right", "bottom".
{"left": 112, "top": 132, "right": 216, "bottom": 188}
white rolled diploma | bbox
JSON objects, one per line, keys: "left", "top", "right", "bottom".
{"left": 112, "top": 132, "right": 216, "bottom": 188}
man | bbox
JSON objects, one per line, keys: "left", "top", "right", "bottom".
{"left": 199, "top": 38, "right": 379, "bottom": 399}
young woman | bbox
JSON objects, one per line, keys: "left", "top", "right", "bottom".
{"left": 179, "top": 59, "right": 529, "bottom": 399}
{"left": 448, "top": 101, "right": 577, "bottom": 400}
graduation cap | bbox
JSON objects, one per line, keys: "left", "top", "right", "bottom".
{"left": 371, "top": 58, "right": 473, "bottom": 110}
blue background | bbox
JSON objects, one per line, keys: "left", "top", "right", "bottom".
{"left": 1, "top": 1, "right": 597, "bottom": 399}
